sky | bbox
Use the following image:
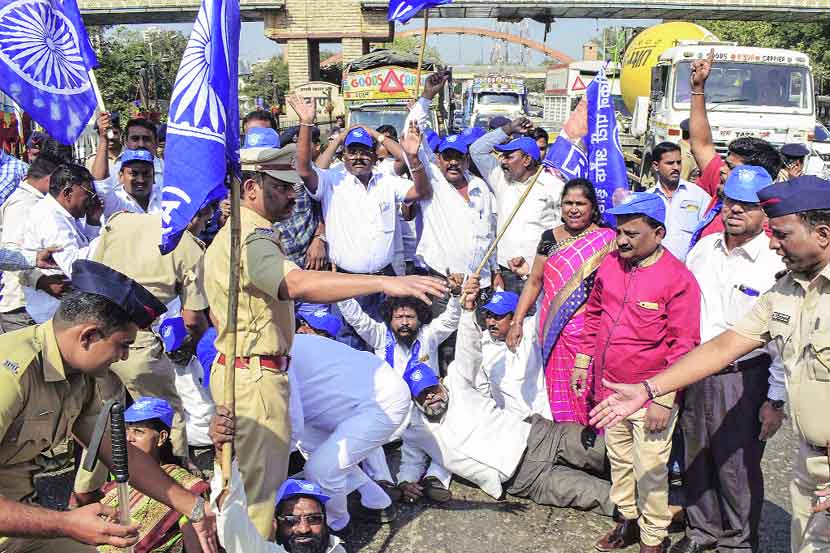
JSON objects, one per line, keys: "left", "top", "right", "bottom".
{"left": 132, "top": 16, "right": 660, "bottom": 67}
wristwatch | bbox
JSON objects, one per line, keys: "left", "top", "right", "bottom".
{"left": 769, "top": 399, "right": 786, "bottom": 410}
{"left": 188, "top": 496, "right": 206, "bottom": 523}
{"left": 377, "top": 134, "right": 386, "bottom": 145}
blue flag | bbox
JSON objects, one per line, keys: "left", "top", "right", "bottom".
{"left": 543, "top": 135, "right": 588, "bottom": 181}
{"left": 160, "top": 0, "right": 240, "bottom": 255}
{"left": 0, "top": 0, "right": 98, "bottom": 144}
{"left": 388, "top": 0, "right": 452, "bottom": 23}
{"left": 586, "top": 68, "right": 628, "bottom": 218}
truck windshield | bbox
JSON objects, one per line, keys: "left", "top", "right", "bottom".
{"left": 478, "top": 93, "right": 520, "bottom": 106}
{"left": 349, "top": 110, "right": 409, "bottom": 137}
{"left": 674, "top": 61, "right": 812, "bottom": 111}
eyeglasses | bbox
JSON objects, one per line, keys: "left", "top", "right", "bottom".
{"left": 76, "top": 183, "right": 97, "bottom": 199}
{"left": 276, "top": 513, "right": 325, "bottom": 527}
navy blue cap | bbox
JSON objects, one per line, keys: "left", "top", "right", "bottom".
{"left": 424, "top": 129, "right": 441, "bottom": 152}
{"left": 606, "top": 192, "right": 666, "bottom": 226}
{"left": 120, "top": 148, "right": 154, "bottom": 165}
{"left": 460, "top": 126, "right": 486, "bottom": 145}
{"left": 437, "top": 134, "right": 469, "bottom": 154}
{"left": 275, "top": 478, "right": 330, "bottom": 507}
{"left": 297, "top": 307, "right": 342, "bottom": 338}
{"left": 70, "top": 260, "right": 166, "bottom": 329}
{"left": 494, "top": 136, "right": 541, "bottom": 162}
{"left": 244, "top": 127, "right": 280, "bottom": 149}
{"left": 759, "top": 175, "right": 830, "bottom": 218}
{"left": 488, "top": 116, "right": 510, "bottom": 130}
{"left": 344, "top": 128, "right": 374, "bottom": 149}
{"left": 125, "top": 397, "right": 174, "bottom": 428}
{"left": 159, "top": 316, "right": 188, "bottom": 352}
{"left": 679, "top": 119, "right": 690, "bottom": 132}
{"left": 780, "top": 143, "right": 809, "bottom": 159}
{"left": 481, "top": 291, "right": 519, "bottom": 316}
{"left": 723, "top": 165, "right": 772, "bottom": 203}
{"left": 403, "top": 362, "right": 440, "bottom": 399}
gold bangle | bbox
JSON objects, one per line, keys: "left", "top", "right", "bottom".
{"left": 574, "top": 353, "right": 592, "bottom": 370}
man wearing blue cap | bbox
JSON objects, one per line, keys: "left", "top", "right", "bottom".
{"left": 0, "top": 260, "right": 220, "bottom": 552}
{"left": 591, "top": 175, "right": 830, "bottom": 553}
{"left": 470, "top": 115, "right": 563, "bottom": 294}
{"left": 574, "top": 192, "right": 701, "bottom": 552}
{"left": 296, "top": 307, "right": 342, "bottom": 340}
{"left": 95, "top": 148, "right": 161, "bottom": 219}
{"left": 678, "top": 166, "right": 786, "bottom": 553}
{"left": 780, "top": 143, "right": 810, "bottom": 180}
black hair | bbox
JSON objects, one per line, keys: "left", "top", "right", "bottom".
{"left": 39, "top": 138, "right": 75, "bottom": 164}
{"left": 125, "top": 118, "right": 158, "bottom": 141}
{"left": 560, "top": 178, "right": 602, "bottom": 226}
{"left": 376, "top": 125, "right": 398, "bottom": 140}
{"left": 127, "top": 417, "right": 178, "bottom": 465}
{"left": 532, "top": 127, "right": 549, "bottom": 142}
{"left": 54, "top": 289, "right": 133, "bottom": 336}
{"left": 48, "top": 163, "right": 93, "bottom": 197}
{"left": 728, "top": 137, "right": 783, "bottom": 181}
{"left": 798, "top": 209, "right": 830, "bottom": 230}
{"left": 652, "top": 141, "right": 681, "bottom": 163}
{"left": 26, "top": 152, "right": 63, "bottom": 180}
{"left": 243, "top": 109, "right": 277, "bottom": 131}
{"left": 380, "top": 296, "right": 433, "bottom": 326}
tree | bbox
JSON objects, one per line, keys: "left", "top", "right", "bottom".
{"left": 696, "top": 20, "right": 830, "bottom": 94}
{"left": 380, "top": 35, "right": 442, "bottom": 64}
{"left": 93, "top": 27, "right": 188, "bottom": 120}
{"left": 241, "top": 56, "right": 290, "bottom": 109}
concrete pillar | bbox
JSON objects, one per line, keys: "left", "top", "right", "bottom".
{"left": 287, "top": 38, "right": 311, "bottom": 90}
{"left": 341, "top": 37, "right": 368, "bottom": 66}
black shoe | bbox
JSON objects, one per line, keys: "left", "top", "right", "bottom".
{"left": 420, "top": 476, "right": 452, "bottom": 503}
{"left": 352, "top": 502, "right": 398, "bottom": 524}
{"left": 668, "top": 536, "right": 707, "bottom": 553}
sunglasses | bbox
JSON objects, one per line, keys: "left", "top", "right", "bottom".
{"left": 276, "top": 513, "right": 325, "bottom": 527}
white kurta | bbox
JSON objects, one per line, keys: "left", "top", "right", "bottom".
{"left": 0, "top": 181, "right": 45, "bottom": 313}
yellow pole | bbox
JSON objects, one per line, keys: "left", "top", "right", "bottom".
{"left": 413, "top": 9, "right": 430, "bottom": 98}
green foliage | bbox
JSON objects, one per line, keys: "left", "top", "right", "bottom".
{"left": 93, "top": 27, "right": 188, "bottom": 120}
{"left": 380, "top": 35, "right": 442, "bottom": 64}
{"left": 242, "top": 55, "right": 290, "bottom": 109}
{"left": 696, "top": 20, "right": 830, "bottom": 94}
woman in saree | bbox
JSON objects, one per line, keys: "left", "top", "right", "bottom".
{"left": 98, "top": 397, "right": 208, "bottom": 553}
{"left": 506, "top": 179, "right": 616, "bottom": 425}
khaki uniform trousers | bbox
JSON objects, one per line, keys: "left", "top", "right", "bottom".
{"left": 790, "top": 440, "right": 830, "bottom": 553}
{"left": 0, "top": 536, "right": 95, "bottom": 553}
{"left": 74, "top": 332, "right": 189, "bottom": 493}
{"left": 605, "top": 401, "right": 678, "bottom": 547}
{"left": 210, "top": 357, "right": 291, "bottom": 540}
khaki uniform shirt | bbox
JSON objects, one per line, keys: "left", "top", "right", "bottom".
{"left": 0, "top": 322, "right": 101, "bottom": 504}
{"left": 92, "top": 211, "right": 208, "bottom": 313}
{"left": 204, "top": 206, "right": 298, "bottom": 357}
{"left": 732, "top": 263, "right": 830, "bottom": 447}
{"left": 679, "top": 139, "right": 699, "bottom": 182}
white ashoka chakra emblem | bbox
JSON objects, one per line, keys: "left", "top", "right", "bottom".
{"left": 0, "top": 0, "right": 90, "bottom": 95}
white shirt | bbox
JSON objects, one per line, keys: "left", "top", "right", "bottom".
{"left": 96, "top": 178, "right": 164, "bottom": 219}
{"left": 97, "top": 155, "right": 165, "bottom": 190}
{"left": 336, "top": 296, "right": 461, "bottom": 376}
{"left": 0, "top": 181, "right": 45, "bottom": 312}
{"left": 649, "top": 179, "right": 712, "bottom": 262}
{"left": 21, "top": 194, "right": 101, "bottom": 322}
{"left": 470, "top": 128, "right": 564, "bottom": 267}
{"left": 686, "top": 231, "right": 787, "bottom": 400}
{"left": 310, "top": 165, "right": 414, "bottom": 273}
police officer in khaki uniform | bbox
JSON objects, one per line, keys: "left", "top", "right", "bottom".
{"left": 591, "top": 175, "right": 830, "bottom": 553}
{"left": 0, "top": 260, "right": 219, "bottom": 553}
{"left": 73, "top": 209, "right": 211, "bottom": 496}
{"left": 204, "top": 138, "right": 446, "bottom": 538}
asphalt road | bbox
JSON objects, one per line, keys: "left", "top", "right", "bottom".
{"left": 346, "top": 423, "right": 796, "bottom": 553}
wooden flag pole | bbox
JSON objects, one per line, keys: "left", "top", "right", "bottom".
{"left": 413, "top": 9, "right": 430, "bottom": 99}
{"left": 87, "top": 69, "right": 115, "bottom": 140}
{"left": 221, "top": 172, "right": 242, "bottom": 488}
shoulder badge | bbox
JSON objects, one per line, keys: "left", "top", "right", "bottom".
{"left": 3, "top": 359, "right": 19, "bottom": 375}
{"left": 255, "top": 227, "right": 275, "bottom": 236}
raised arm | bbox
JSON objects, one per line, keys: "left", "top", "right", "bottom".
{"left": 287, "top": 94, "right": 319, "bottom": 194}
{"left": 90, "top": 112, "right": 112, "bottom": 181}
{"left": 689, "top": 49, "right": 718, "bottom": 190}
{"left": 506, "top": 253, "right": 546, "bottom": 352}
{"left": 315, "top": 131, "right": 345, "bottom": 170}
{"left": 336, "top": 297, "right": 387, "bottom": 349}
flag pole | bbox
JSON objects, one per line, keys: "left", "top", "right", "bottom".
{"left": 221, "top": 169, "right": 241, "bottom": 489}
{"left": 413, "top": 9, "right": 430, "bottom": 99}
{"left": 87, "top": 69, "right": 115, "bottom": 140}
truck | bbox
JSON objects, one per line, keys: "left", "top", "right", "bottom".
{"left": 543, "top": 61, "right": 624, "bottom": 132}
{"left": 618, "top": 22, "right": 817, "bottom": 186}
{"left": 463, "top": 75, "right": 529, "bottom": 129}
{"left": 341, "top": 49, "right": 451, "bottom": 137}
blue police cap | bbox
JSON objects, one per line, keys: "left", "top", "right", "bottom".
{"left": 70, "top": 260, "right": 166, "bottom": 329}
{"left": 344, "top": 128, "right": 375, "bottom": 150}
{"left": 159, "top": 317, "right": 188, "bottom": 352}
{"left": 679, "top": 119, "right": 689, "bottom": 132}
{"left": 460, "top": 126, "right": 486, "bottom": 145}
{"left": 758, "top": 175, "right": 830, "bottom": 218}
{"left": 297, "top": 307, "right": 342, "bottom": 338}
{"left": 437, "top": 135, "right": 469, "bottom": 155}
{"left": 275, "top": 478, "right": 330, "bottom": 507}
{"left": 489, "top": 116, "right": 510, "bottom": 130}
{"left": 244, "top": 127, "right": 281, "bottom": 149}
{"left": 481, "top": 291, "right": 519, "bottom": 316}
{"left": 494, "top": 137, "right": 541, "bottom": 163}
{"left": 780, "top": 143, "right": 809, "bottom": 159}
{"left": 125, "top": 397, "right": 174, "bottom": 428}
{"left": 120, "top": 148, "right": 154, "bottom": 165}
{"left": 403, "top": 362, "right": 441, "bottom": 399}
{"left": 606, "top": 192, "right": 666, "bottom": 226}
{"left": 723, "top": 165, "right": 772, "bottom": 203}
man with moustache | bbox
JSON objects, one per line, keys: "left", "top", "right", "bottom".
{"left": 574, "top": 193, "right": 701, "bottom": 553}
{"left": 674, "top": 166, "right": 787, "bottom": 553}
{"left": 647, "top": 142, "right": 711, "bottom": 262}
{"left": 97, "top": 149, "right": 161, "bottom": 219}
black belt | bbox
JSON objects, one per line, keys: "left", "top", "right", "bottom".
{"left": 716, "top": 354, "right": 772, "bottom": 375}
{"left": 336, "top": 264, "right": 395, "bottom": 277}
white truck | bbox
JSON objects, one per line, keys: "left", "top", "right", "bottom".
{"left": 544, "top": 61, "right": 624, "bottom": 132}
{"left": 464, "top": 76, "right": 528, "bottom": 129}
{"left": 628, "top": 41, "right": 816, "bottom": 179}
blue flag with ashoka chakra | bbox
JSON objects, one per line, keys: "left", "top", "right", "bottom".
{"left": 388, "top": 0, "right": 452, "bottom": 23}
{"left": 0, "top": 0, "right": 98, "bottom": 144}
{"left": 159, "top": 0, "right": 239, "bottom": 255}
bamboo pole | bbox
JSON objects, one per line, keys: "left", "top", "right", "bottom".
{"left": 413, "top": 9, "right": 430, "bottom": 99}
{"left": 87, "top": 70, "right": 115, "bottom": 140}
{"left": 221, "top": 172, "right": 241, "bottom": 488}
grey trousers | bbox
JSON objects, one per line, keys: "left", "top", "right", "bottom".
{"left": 507, "top": 415, "right": 614, "bottom": 516}
{"left": 0, "top": 308, "right": 34, "bottom": 334}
